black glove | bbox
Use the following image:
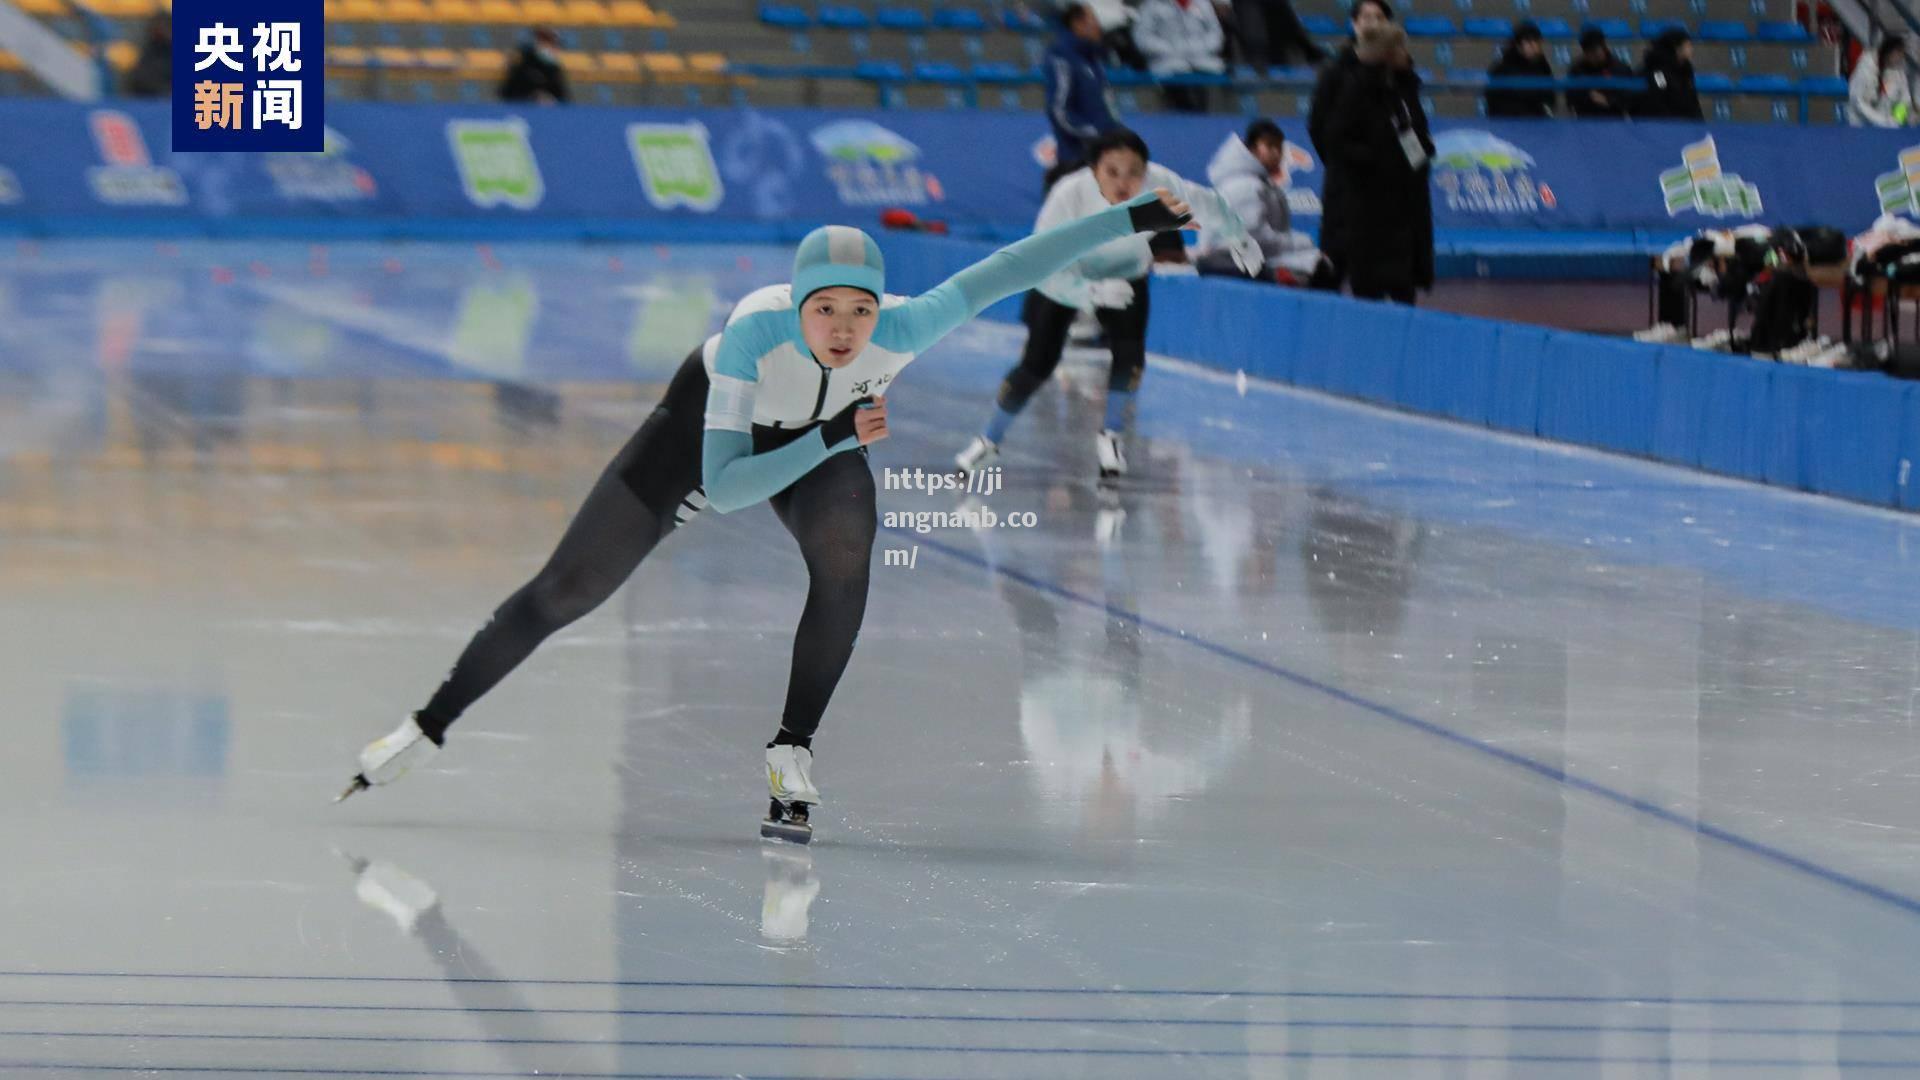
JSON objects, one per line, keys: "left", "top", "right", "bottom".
{"left": 1127, "top": 194, "right": 1193, "bottom": 234}
{"left": 820, "top": 396, "right": 874, "bottom": 446}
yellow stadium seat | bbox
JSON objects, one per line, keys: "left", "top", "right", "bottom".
{"left": 428, "top": 0, "right": 480, "bottom": 22}
{"left": 521, "top": 0, "right": 565, "bottom": 24}
{"left": 14, "top": 0, "right": 69, "bottom": 15}
{"left": 417, "top": 46, "right": 460, "bottom": 67}
{"left": 327, "top": 45, "right": 372, "bottom": 66}
{"left": 557, "top": 49, "right": 597, "bottom": 72}
{"left": 104, "top": 40, "right": 136, "bottom": 69}
{"left": 460, "top": 47, "right": 506, "bottom": 73}
{"left": 607, "top": 0, "right": 661, "bottom": 27}
{"left": 373, "top": 45, "right": 419, "bottom": 67}
{"left": 475, "top": 0, "right": 521, "bottom": 22}
{"left": 561, "top": 0, "right": 608, "bottom": 24}
{"left": 385, "top": 0, "right": 434, "bottom": 21}
{"left": 325, "top": 0, "right": 345, "bottom": 18}
{"left": 640, "top": 52, "right": 683, "bottom": 73}
{"left": 594, "top": 50, "right": 640, "bottom": 77}
{"left": 340, "top": 0, "right": 383, "bottom": 21}
{"left": 0, "top": 51, "right": 24, "bottom": 72}
{"left": 687, "top": 51, "right": 725, "bottom": 74}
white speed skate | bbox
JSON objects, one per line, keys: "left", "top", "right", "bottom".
{"left": 762, "top": 743, "right": 820, "bottom": 844}
{"left": 335, "top": 714, "right": 441, "bottom": 802}
{"left": 1095, "top": 429, "right": 1128, "bottom": 479}
{"left": 341, "top": 853, "right": 442, "bottom": 934}
{"left": 954, "top": 435, "right": 999, "bottom": 478}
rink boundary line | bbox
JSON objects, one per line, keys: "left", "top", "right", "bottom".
{"left": 10, "top": 972, "right": 1920, "bottom": 1010}
{"left": 13, "top": 1001, "right": 1920, "bottom": 1036}
{"left": 892, "top": 527, "right": 1920, "bottom": 922}
{"left": 12, "top": 1034, "right": 1920, "bottom": 1070}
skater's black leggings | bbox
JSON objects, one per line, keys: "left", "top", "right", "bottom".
{"left": 995, "top": 281, "right": 1149, "bottom": 417}
{"left": 415, "top": 348, "right": 874, "bottom": 745}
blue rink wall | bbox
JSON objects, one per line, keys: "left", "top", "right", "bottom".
{"left": 879, "top": 232, "right": 1920, "bottom": 513}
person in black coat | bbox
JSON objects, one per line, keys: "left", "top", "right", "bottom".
{"left": 1484, "top": 21, "right": 1555, "bottom": 117}
{"left": 1639, "top": 28, "right": 1702, "bottom": 119}
{"left": 500, "top": 27, "right": 570, "bottom": 104}
{"left": 1565, "top": 27, "right": 1635, "bottom": 118}
{"left": 123, "top": 14, "right": 171, "bottom": 98}
{"left": 1308, "top": 15, "right": 1434, "bottom": 303}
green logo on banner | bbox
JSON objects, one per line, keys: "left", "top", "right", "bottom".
{"left": 448, "top": 119, "right": 544, "bottom": 210}
{"left": 628, "top": 122, "right": 724, "bottom": 211}
{"left": 1658, "top": 135, "right": 1761, "bottom": 218}
{"left": 1875, "top": 146, "right": 1920, "bottom": 216}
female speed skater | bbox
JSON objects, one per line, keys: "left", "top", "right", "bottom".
{"left": 953, "top": 127, "right": 1260, "bottom": 482}
{"left": 335, "top": 187, "right": 1197, "bottom": 843}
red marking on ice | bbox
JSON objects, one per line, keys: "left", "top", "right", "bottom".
{"left": 384, "top": 258, "right": 404, "bottom": 275}
{"left": 211, "top": 267, "right": 235, "bottom": 285}
{"left": 737, "top": 255, "right": 752, "bottom": 271}
{"left": 250, "top": 261, "right": 272, "bottom": 278}
{"left": 655, "top": 245, "right": 671, "bottom": 260}
{"left": 608, "top": 255, "right": 625, "bottom": 271}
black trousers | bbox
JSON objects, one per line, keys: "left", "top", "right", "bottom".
{"left": 995, "top": 283, "right": 1151, "bottom": 419}
{"left": 416, "top": 348, "right": 874, "bottom": 744}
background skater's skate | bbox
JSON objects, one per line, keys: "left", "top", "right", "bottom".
{"left": 761, "top": 743, "right": 820, "bottom": 844}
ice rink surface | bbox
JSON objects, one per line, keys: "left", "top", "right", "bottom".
{"left": 7, "top": 239, "right": 1920, "bottom": 1078}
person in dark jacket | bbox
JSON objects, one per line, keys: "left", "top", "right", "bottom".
{"left": 1484, "top": 21, "right": 1555, "bottom": 117}
{"left": 1044, "top": 2, "right": 1123, "bottom": 188}
{"left": 1231, "top": 0, "right": 1327, "bottom": 68}
{"left": 1308, "top": 15, "right": 1434, "bottom": 303}
{"left": 1639, "top": 28, "right": 1702, "bottom": 119}
{"left": 500, "top": 27, "right": 570, "bottom": 104}
{"left": 123, "top": 14, "right": 171, "bottom": 99}
{"left": 1565, "top": 27, "right": 1635, "bottom": 117}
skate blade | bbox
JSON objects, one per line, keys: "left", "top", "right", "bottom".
{"left": 334, "top": 775, "right": 370, "bottom": 804}
{"left": 760, "top": 819, "right": 813, "bottom": 845}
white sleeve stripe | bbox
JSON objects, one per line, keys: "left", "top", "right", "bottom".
{"left": 705, "top": 372, "right": 755, "bottom": 433}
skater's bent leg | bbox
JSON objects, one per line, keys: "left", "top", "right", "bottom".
{"left": 984, "top": 291, "right": 1079, "bottom": 444}
{"left": 1097, "top": 277, "right": 1149, "bottom": 432}
{"left": 766, "top": 450, "right": 877, "bottom": 746}
{"left": 416, "top": 420, "right": 684, "bottom": 740}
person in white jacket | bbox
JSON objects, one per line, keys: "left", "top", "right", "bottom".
{"left": 1196, "top": 119, "right": 1332, "bottom": 285}
{"left": 954, "top": 128, "right": 1258, "bottom": 480}
{"left": 1131, "top": 0, "right": 1226, "bottom": 112}
{"left": 1850, "top": 35, "right": 1913, "bottom": 127}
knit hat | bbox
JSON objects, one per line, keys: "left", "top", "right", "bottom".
{"left": 792, "top": 225, "right": 885, "bottom": 303}
{"left": 1356, "top": 22, "right": 1407, "bottom": 63}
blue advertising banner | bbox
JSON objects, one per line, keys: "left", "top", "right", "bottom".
{"left": 170, "top": 0, "right": 324, "bottom": 152}
{"left": 0, "top": 100, "right": 1910, "bottom": 240}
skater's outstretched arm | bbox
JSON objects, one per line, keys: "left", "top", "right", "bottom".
{"left": 876, "top": 189, "right": 1193, "bottom": 351}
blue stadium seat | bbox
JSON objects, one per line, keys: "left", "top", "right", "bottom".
{"left": 876, "top": 6, "right": 929, "bottom": 31}
{"left": 1738, "top": 73, "right": 1795, "bottom": 92}
{"left": 1585, "top": 17, "right": 1633, "bottom": 40}
{"left": 1697, "top": 20, "right": 1751, "bottom": 41}
{"left": 1449, "top": 68, "right": 1492, "bottom": 85}
{"left": 1639, "top": 18, "right": 1688, "bottom": 37}
{"left": 933, "top": 6, "right": 987, "bottom": 31}
{"left": 1755, "top": 21, "right": 1812, "bottom": 42}
{"left": 912, "top": 59, "right": 966, "bottom": 81}
{"left": 1405, "top": 15, "right": 1457, "bottom": 36}
{"left": 1302, "top": 14, "right": 1344, "bottom": 35}
{"left": 855, "top": 58, "right": 905, "bottom": 78}
{"left": 1533, "top": 16, "right": 1575, "bottom": 38}
{"left": 760, "top": 3, "right": 810, "bottom": 29}
{"left": 1799, "top": 74, "right": 1846, "bottom": 95}
{"left": 1002, "top": 7, "right": 1047, "bottom": 33}
{"left": 1694, "top": 71, "right": 1734, "bottom": 91}
{"left": 970, "top": 60, "right": 1027, "bottom": 82}
{"left": 1463, "top": 16, "right": 1512, "bottom": 37}
{"left": 819, "top": 5, "right": 873, "bottom": 30}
